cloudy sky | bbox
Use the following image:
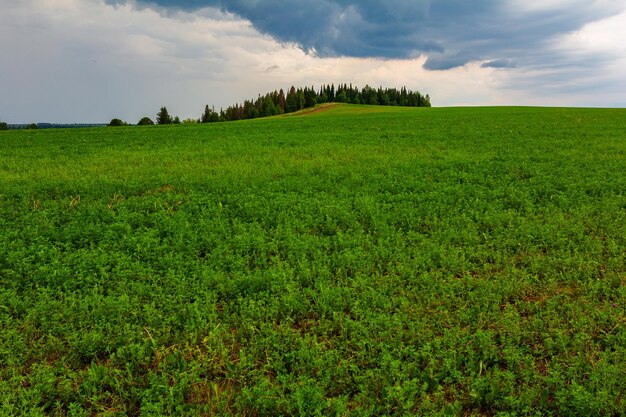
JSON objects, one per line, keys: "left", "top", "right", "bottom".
{"left": 1, "top": 0, "right": 625, "bottom": 123}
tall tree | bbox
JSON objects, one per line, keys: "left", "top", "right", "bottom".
{"left": 261, "top": 95, "right": 277, "bottom": 117}
{"left": 156, "top": 107, "right": 172, "bottom": 125}
{"left": 200, "top": 105, "right": 212, "bottom": 123}
{"left": 304, "top": 87, "right": 317, "bottom": 108}
{"left": 278, "top": 89, "right": 286, "bottom": 113}
{"left": 285, "top": 86, "right": 298, "bottom": 113}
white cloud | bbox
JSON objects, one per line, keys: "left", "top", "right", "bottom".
{"left": 562, "top": 8, "right": 626, "bottom": 54}
{"left": 499, "top": 8, "right": 626, "bottom": 107}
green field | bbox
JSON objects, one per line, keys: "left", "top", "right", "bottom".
{"left": 1, "top": 105, "right": 625, "bottom": 416}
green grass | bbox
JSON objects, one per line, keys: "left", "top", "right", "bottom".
{"left": 1, "top": 104, "right": 625, "bottom": 416}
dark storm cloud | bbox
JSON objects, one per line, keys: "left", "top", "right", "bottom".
{"left": 481, "top": 59, "right": 515, "bottom": 69}
{"left": 424, "top": 51, "right": 480, "bottom": 71}
{"left": 106, "top": 0, "right": 625, "bottom": 69}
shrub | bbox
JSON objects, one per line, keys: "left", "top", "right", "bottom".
{"left": 0, "top": 122, "right": 8, "bottom": 130}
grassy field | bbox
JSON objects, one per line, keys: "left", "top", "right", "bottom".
{"left": 1, "top": 104, "right": 625, "bottom": 416}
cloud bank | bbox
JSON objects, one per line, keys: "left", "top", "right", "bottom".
{"left": 131, "top": 0, "right": 624, "bottom": 70}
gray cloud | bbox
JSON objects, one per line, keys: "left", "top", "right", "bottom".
{"left": 481, "top": 59, "right": 515, "bottom": 69}
{"left": 424, "top": 52, "right": 480, "bottom": 71}
{"left": 123, "top": 0, "right": 625, "bottom": 70}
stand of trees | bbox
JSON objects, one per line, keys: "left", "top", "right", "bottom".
{"left": 122, "top": 84, "right": 431, "bottom": 127}
{"left": 199, "top": 84, "right": 430, "bottom": 123}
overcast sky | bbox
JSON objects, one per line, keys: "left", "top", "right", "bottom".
{"left": 1, "top": 0, "right": 625, "bottom": 123}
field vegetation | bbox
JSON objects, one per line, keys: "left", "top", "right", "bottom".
{"left": 0, "top": 104, "right": 625, "bottom": 416}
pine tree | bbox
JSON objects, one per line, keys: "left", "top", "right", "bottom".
{"left": 156, "top": 107, "right": 172, "bottom": 125}
{"left": 285, "top": 86, "right": 298, "bottom": 113}
{"left": 200, "top": 105, "right": 212, "bottom": 123}
{"left": 261, "top": 95, "right": 277, "bottom": 117}
{"left": 278, "top": 89, "right": 286, "bottom": 113}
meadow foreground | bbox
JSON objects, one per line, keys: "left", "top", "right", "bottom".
{"left": 1, "top": 105, "right": 625, "bottom": 415}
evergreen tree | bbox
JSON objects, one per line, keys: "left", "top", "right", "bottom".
{"left": 278, "top": 89, "right": 286, "bottom": 113}
{"left": 261, "top": 95, "right": 277, "bottom": 117}
{"left": 304, "top": 87, "right": 317, "bottom": 108}
{"left": 296, "top": 89, "right": 305, "bottom": 110}
{"left": 0, "top": 122, "right": 8, "bottom": 130}
{"left": 200, "top": 105, "right": 212, "bottom": 123}
{"left": 285, "top": 86, "right": 298, "bottom": 113}
{"left": 156, "top": 107, "right": 172, "bottom": 125}
{"left": 377, "top": 87, "right": 390, "bottom": 105}
{"left": 335, "top": 90, "right": 347, "bottom": 103}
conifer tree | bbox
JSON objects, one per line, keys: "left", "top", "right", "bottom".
{"left": 156, "top": 107, "right": 172, "bottom": 125}
{"left": 278, "top": 89, "right": 286, "bottom": 113}
{"left": 200, "top": 105, "right": 212, "bottom": 123}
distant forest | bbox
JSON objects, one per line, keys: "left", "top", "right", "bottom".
{"left": 202, "top": 84, "right": 430, "bottom": 123}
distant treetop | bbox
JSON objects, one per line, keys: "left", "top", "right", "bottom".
{"left": 156, "top": 107, "right": 173, "bottom": 125}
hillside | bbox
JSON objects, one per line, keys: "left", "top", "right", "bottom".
{"left": 1, "top": 105, "right": 625, "bottom": 415}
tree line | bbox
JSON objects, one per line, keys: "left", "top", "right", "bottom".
{"left": 205, "top": 84, "right": 430, "bottom": 123}
{"left": 110, "top": 84, "right": 430, "bottom": 126}
{"left": 0, "top": 122, "right": 76, "bottom": 130}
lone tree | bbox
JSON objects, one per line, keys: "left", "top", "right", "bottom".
{"left": 137, "top": 117, "right": 155, "bottom": 126}
{"left": 108, "top": 118, "right": 127, "bottom": 127}
{"left": 0, "top": 122, "right": 8, "bottom": 130}
{"left": 156, "top": 107, "right": 172, "bottom": 125}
